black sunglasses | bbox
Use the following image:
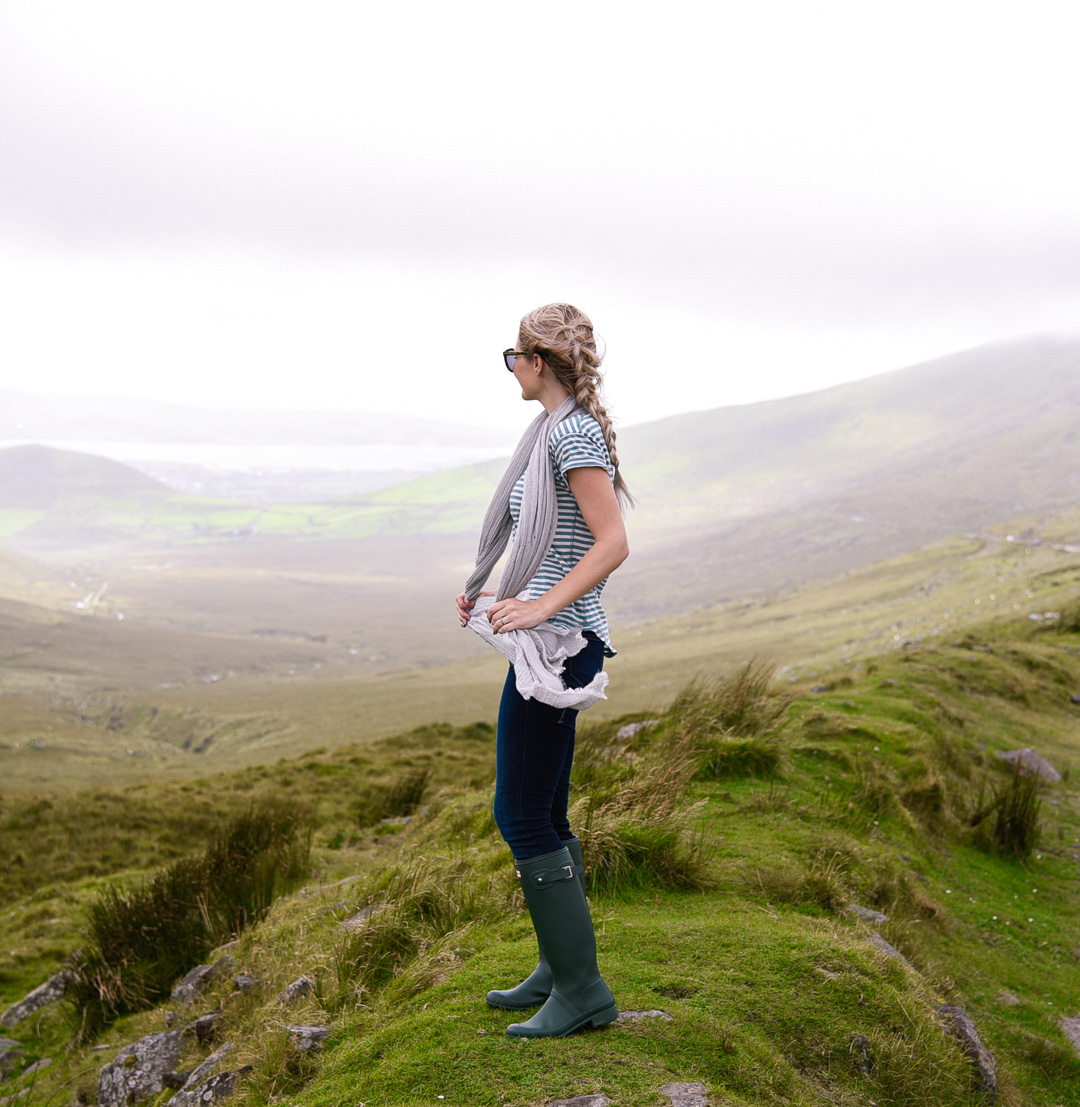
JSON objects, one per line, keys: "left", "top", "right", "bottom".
{"left": 503, "top": 348, "right": 525, "bottom": 372}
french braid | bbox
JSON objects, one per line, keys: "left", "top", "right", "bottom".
{"left": 518, "top": 303, "right": 634, "bottom": 509}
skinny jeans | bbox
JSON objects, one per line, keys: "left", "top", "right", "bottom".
{"left": 493, "top": 632, "right": 606, "bottom": 862}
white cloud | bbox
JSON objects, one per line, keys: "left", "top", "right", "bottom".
{"left": 1, "top": 0, "right": 1078, "bottom": 429}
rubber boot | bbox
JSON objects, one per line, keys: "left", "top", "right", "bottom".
{"left": 486, "top": 837, "right": 585, "bottom": 1009}
{"left": 505, "top": 846, "right": 617, "bottom": 1038}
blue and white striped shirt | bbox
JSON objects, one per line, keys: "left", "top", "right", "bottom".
{"left": 509, "top": 412, "right": 616, "bottom": 656}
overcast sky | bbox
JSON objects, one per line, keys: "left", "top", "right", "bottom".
{"left": 1, "top": 0, "right": 1077, "bottom": 433}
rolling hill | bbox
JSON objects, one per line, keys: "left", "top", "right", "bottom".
{"left": 3, "top": 332, "right": 1080, "bottom": 683}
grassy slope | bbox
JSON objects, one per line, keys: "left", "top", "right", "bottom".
{"left": 3, "top": 509, "right": 1079, "bottom": 793}
{"left": 2, "top": 543, "right": 1080, "bottom": 1105}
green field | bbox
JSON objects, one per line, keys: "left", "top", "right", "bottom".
{"left": 1, "top": 586, "right": 1078, "bottom": 1105}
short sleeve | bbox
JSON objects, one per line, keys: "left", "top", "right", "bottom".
{"left": 549, "top": 419, "right": 611, "bottom": 480}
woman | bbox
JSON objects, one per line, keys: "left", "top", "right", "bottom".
{"left": 455, "top": 303, "right": 631, "bottom": 1039}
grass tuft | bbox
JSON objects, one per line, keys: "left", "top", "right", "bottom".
{"left": 354, "top": 768, "right": 431, "bottom": 828}
{"left": 66, "top": 804, "right": 312, "bottom": 1038}
{"left": 573, "top": 732, "right": 712, "bottom": 895}
{"left": 666, "top": 659, "right": 790, "bottom": 779}
{"left": 331, "top": 852, "right": 507, "bottom": 1009}
{"left": 970, "top": 764, "right": 1042, "bottom": 859}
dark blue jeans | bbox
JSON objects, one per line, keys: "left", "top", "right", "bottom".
{"left": 493, "top": 633, "right": 606, "bottom": 862}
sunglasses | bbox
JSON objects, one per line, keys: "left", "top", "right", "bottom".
{"left": 502, "top": 348, "right": 525, "bottom": 372}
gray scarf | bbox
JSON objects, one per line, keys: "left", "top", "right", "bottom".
{"left": 462, "top": 397, "right": 609, "bottom": 711}
{"left": 463, "top": 396, "right": 581, "bottom": 603}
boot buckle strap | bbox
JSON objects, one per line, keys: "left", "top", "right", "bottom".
{"left": 528, "top": 863, "right": 575, "bottom": 887}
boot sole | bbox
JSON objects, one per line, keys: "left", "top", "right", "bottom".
{"left": 486, "top": 993, "right": 548, "bottom": 1010}
{"left": 506, "top": 1003, "right": 619, "bottom": 1038}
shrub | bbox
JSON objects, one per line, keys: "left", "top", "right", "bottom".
{"left": 332, "top": 852, "right": 505, "bottom": 1008}
{"left": 67, "top": 804, "right": 312, "bottom": 1038}
{"left": 969, "top": 765, "right": 1042, "bottom": 859}
{"left": 666, "top": 660, "right": 790, "bottom": 779}
{"left": 572, "top": 733, "right": 712, "bottom": 895}
{"left": 354, "top": 768, "right": 431, "bottom": 828}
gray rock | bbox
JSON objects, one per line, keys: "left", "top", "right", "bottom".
{"left": 615, "top": 720, "right": 660, "bottom": 740}
{"left": 1, "top": 972, "right": 74, "bottom": 1028}
{"left": 660, "top": 1082, "right": 709, "bottom": 1106}
{"left": 614, "top": 1009, "right": 672, "bottom": 1022}
{"left": 1070, "top": 693, "right": 1080, "bottom": 705}
{"left": 0, "top": 1091, "right": 30, "bottom": 1106}
{"left": 286, "top": 1025, "right": 329, "bottom": 1050}
{"left": 179, "top": 1043, "right": 232, "bottom": 1092}
{"left": 171, "top": 958, "right": 236, "bottom": 1005}
{"left": 18, "top": 1059, "right": 51, "bottom": 1076}
{"left": 998, "top": 991, "right": 1021, "bottom": 1006}
{"left": 869, "top": 931, "right": 913, "bottom": 969}
{"left": 341, "top": 905, "right": 380, "bottom": 932}
{"left": 278, "top": 977, "right": 315, "bottom": 1005}
{"left": 851, "top": 1033, "right": 871, "bottom": 1074}
{"left": 936, "top": 1005, "right": 997, "bottom": 1103}
{"left": 97, "top": 1029, "right": 185, "bottom": 1107}
{"left": 164, "top": 1043, "right": 237, "bottom": 1107}
{"left": 1060, "top": 1014, "right": 1080, "bottom": 1056}
{"left": 233, "top": 974, "right": 260, "bottom": 994}
{"left": 0, "top": 1044, "right": 25, "bottom": 1078}
{"left": 165, "top": 1069, "right": 246, "bottom": 1107}
{"left": 994, "top": 747, "right": 1061, "bottom": 782}
{"left": 547, "top": 1098, "right": 611, "bottom": 1107}
{"left": 192, "top": 1011, "right": 223, "bottom": 1044}
{"left": 846, "top": 903, "right": 889, "bottom": 925}
{"left": 297, "top": 875, "right": 360, "bottom": 899}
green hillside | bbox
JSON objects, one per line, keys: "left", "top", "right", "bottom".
{"left": 1, "top": 587, "right": 1078, "bottom": 1105}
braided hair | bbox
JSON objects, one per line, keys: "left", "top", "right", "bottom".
{"left": 518, "top": 303, "right": 634, "bottom": 509}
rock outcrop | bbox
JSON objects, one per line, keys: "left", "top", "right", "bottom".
{"left": 1, "top": 973, "right": 73, "bottom": 1028}
{"left": 660, "top": 1082, "right": 709, "bottom": 1106}
{"left": 846, "top": 903, "right": 888, "bottom": 925}
{"left": 163, "top": 1042, "right": 247, "bottom": 1107}
{"left": 97, "top": 1030, "right": 185, "bottom": 1107}
{"left": 1060, "top": 1014, "right": 1080, "bottom": 1056}
{"left": 278, "top": 977, "right": 315, "bottom": 1005}
{"left": 166, "top": 1068, "right": 248, "bottom": 1107}
{"left": 994, "top": 747, "right": 1061, "bottom": 782}
{"left": 171, "top": 957, "right": 235, "bottom": 1005}
{"left": 286, "top": 1025, "right": 329, "bottom": 1050}
{"left": 935, "top": 1005, "right": 997, "bottom": 1103}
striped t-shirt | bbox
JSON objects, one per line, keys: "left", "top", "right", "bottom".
{"left": 509, "top": 411, "right": 617, "bottom": 656}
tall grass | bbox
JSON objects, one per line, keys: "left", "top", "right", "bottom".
{"left": 970, "top": 765, "right": 1042, "bottom": 859}
{"left": 332, "top": 852, "right": 507, "bottom": 1009}
{"left": 666, "top": 659, "right": 790, "bottom": 779}
{"left": 572, "top": 729, "right": 712, "bottom": 895}
{"left": 67, "top": 805, "right": 312, "bottom": 1038}
{"left": 354, "top": 768, "right": 431, "bottom": 828}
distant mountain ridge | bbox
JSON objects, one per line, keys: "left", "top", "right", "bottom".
{"left": 610, "top": 333, "right": 1080, "bottom": 617}
{"left": 3, "top": 334, "right": 1080, "bottom": 624}
{"left": 0, "top": 445, "right": 167, "bottom": 510}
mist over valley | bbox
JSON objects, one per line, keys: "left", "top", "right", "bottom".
{"left": 2, "top": 333, "right": 1080, "bottom": 791}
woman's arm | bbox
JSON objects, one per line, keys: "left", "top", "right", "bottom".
{"left": 486, "top": 466, "right": 628, "bottom": 634}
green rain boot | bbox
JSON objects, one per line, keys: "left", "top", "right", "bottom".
{"left": 504, "top": 846, "right": 617, "bottom": 1038}
{"left": 486, "top": 837, "right": 585, "bottom": 1010}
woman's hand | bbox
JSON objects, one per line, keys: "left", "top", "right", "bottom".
{"left": 487, "top": 596, "right": 549, "bottom": 634}
{"left": 456, "top": 590, "right": 494, "bottom": 627}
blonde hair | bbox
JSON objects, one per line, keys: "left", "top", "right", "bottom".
{"left": 518, "top": 303, "right": 634, "bottom": 509}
